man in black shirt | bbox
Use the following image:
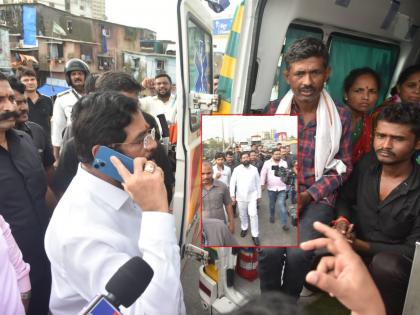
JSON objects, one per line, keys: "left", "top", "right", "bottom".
{"left": 281, "top": 145, "right": 296, "bottom": 169}
{"left": 250, "top": 150, "right": 263, "bottom": 173}
{"left": 225, "top": 150, "right": 238, "bottom": 172}
{"left": 9, "top": 77, "right": 55, "bottom": 170}
{"left": 9, "top": 77, "right": 57, "bottom": 211}
{"left": 17, "top": 67, "right": 53, "bottom": 136}
{"left": 335, "top": 103, "right": 420, "bottom": 315}
{"left": 0, "top": 72, "right": 51, "bottom": 315}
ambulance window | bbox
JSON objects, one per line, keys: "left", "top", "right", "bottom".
{"left": 187, "top": 16, "right": 212, "bottom": 131}
{"left": 271, "top": 24, "right": 323, "bottom": 101}
{"left": 326, "top": 33, "right": 399, "bottom": 105}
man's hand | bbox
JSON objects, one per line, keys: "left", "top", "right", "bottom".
{"left": 231, "top": 196, "right": 236, "bottom": 205}
{"left": 261, "top": 185, "right": 266, "bottom": 191}
{"left": 353, "top": 238, "right": 370, "bottom": 253}
{"left": 228, "top": 221, "right": 235, "bottom": 234}
{"left": 334, "top": 220, "right": 349, "bottom": 235}
{"left": 333, "top": 221, "right": 355, "bottom": 243}
{"left": 141, "top": 77, "right": 155, "bottom": 89}
{"left": 21, "top": 290, "right": 31, "bottom": 313}
{"left": 293, "top": 163, "right": 298, "bottom": 174}
{"left": 301, "top": 222, "right": 385, "bottom": 315}
{"left": 215, "top": 172, "right": 221, "bottom": 179}
{"left": 299, "top": 191, "right": 312, "bottom": 209}
{"left": 53, "top": 146, "right": 60, "bottom": 164}
{"left": 111, "top": 156, "right": 168, "bottom": 213}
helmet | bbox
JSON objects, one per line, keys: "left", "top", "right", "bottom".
{"left": 64, "top": 58, "right": 90, "bottom": 86}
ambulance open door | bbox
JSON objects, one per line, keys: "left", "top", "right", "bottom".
{"left": 174, "top": 0, "right": 219, "bottom": 257}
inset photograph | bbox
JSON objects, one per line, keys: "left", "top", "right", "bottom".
{"left": 201, "top": 115, "right": 298, "bottom": 247}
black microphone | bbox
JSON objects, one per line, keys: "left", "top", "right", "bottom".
{"left": 79, "top": 257, "right": 154, "bottom": 314}
{"left": 157, "top": 114, "right": 170, "bottom": 138}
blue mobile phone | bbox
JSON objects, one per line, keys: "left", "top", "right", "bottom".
{"left": 92, "top": 146, "right": 134, "bottom": 183}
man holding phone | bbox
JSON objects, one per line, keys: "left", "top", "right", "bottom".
{"left": 44, "top": 92, "right": 185, "bottom": 314}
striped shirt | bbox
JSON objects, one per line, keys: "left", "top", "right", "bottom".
{"left": 292, "top": 100, "right": 353, "bottom": 206}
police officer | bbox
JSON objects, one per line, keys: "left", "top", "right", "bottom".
{"left": 51, "top": 58, "right": 90, "bottom": 160}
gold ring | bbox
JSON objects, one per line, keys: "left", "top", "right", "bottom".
{"left": 144, "top": 162, "right": 155, "bottom": 174}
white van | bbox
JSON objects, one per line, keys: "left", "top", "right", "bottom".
{"left": 173, "top": 0, "right": 420, "bottom": 313}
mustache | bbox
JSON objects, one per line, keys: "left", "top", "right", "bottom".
{"left": 376, "top": 149, "right": 396, "bottom": 157}
{"left": 18, "top": 109, "right": 28, "bottom": 117}
{"left": 0, "top": 111, "right": 19, "bottom": 121}
{"left": 157, "top": 90, "right": 171, "bottom": 96}
{"left": 299, "top": 85, "right": 315, "bottom": 93}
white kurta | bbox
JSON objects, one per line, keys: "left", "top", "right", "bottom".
{"left": 230, "top": 164, "right": 261, "bottom": 202}
{"left": 139, "top": 95, "right": 177, "bottom": 123}
{"left": 212, "top": 164, "right": 231, "bottom": 187}
{"left": 230, "top": 164, "right": 261, "bottom": 236}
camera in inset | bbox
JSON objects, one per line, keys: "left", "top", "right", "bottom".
{"left": 271, "top": 165, "right": 295, "bottom": 185}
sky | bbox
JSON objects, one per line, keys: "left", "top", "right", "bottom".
{"left": 202, "top": 115, "right": 298, "bottom": 142}
{"left": 105, "top": 0, "right": 242, "bottom": 41}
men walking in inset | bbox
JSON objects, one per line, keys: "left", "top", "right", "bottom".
{"left": 230, "top": 152, "right": 261, "bottom": 246}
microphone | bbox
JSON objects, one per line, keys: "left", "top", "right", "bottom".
{"left": 157, "top": 114, "right": 170, "bottom": 138}
{"left": 79, "top": 257, "right": 154, "bottom": 314}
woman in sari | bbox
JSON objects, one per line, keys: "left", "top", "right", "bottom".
{"left": 343, "top": 67, "right": 381, "bottom": 164}
{"left": 382, "top": 64, "right": 420, "bottom": 106}
{"left": 373, "top": 64, "right": 420, "bottom": 164}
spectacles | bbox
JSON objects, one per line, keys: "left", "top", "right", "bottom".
{"left": 109, "top": 128, "right": 156, "bottom": 150}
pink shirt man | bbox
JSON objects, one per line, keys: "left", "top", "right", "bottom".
{"left": 260, "top": 158, "right": 288, "bottom": 191}
{"left": 0, "top": 215, "right": 31, "bottom": 315}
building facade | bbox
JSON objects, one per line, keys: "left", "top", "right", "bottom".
{"left": 0, "top": 3, "right": 175, "bottom": 88}
{"left": 0, "top": 0, "right": 98, "bottom": 18}
{"left": 0, "top": 25, "right": 12, "bottom": 74}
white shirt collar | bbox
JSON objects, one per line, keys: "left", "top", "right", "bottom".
{"left": 76, "top": 165, "right": 131, "bottom": 211}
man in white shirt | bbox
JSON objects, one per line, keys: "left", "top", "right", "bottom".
{"left": 139, "top": 74, "right": 177, "bottom": 132}
{"left": 44, "top": 91, "right": 185, "bottom": 315}
{"left": 230, "top": 152, "right": 261, "bottom": 246}
{"left": 51, "top": 58, "right": 89, "bottom": 160}
{"left": 212, "top": 152, "right": 231, "bottom": 187}
{"left": 260, "top": 149, "right": 289, "bottom": 230}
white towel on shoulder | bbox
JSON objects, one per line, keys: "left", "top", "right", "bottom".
{"left": 276, "top": 89, "right": 347, "bottom": 181}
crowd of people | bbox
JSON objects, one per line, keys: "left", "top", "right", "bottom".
{"left": 0, "top": 60, "right": 182, "bottom": 314}
{"left": 0, "top": 34, "right": 419, "bottom": 315}
{"left": 258, "top": 38, "right": 420, "bottom": 315}
{"left": 202, "top": 143, "right": 297, "bottom": 246}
